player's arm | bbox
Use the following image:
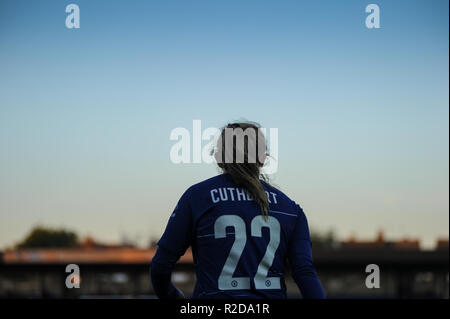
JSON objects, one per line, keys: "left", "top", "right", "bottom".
{"left": 150, "top": 246, "right": 185, "bottom": 299}
{"left": 150, "top": 188, "right": 193, "bottom": 299}
{"left": 287, "top": 204, "right": 326, "bottom": 299}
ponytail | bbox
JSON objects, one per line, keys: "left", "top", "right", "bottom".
{"left": 215, "top": 122, "right": 269, "bottom": 220}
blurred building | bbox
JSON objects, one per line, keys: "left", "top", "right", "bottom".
{"left": 436, "top": 238, "right": 449, "bottom": 250}
{"left": 0, "top": 235, "right": 448, "bottom": 299}
{"left": 340, "top": 230, "right": 420, "bottom": 250}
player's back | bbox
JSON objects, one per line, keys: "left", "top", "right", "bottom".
{"left": 187, "top": 173, "right": 306, "bottom": 299}
{"left": 153, "top": 122, "right": 324, "bottom": 299}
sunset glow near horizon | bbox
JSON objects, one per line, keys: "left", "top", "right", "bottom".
{"left": 0, "top": 0, "right": 448, "bottom": 250}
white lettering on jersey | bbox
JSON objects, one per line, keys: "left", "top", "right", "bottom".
{"left": 210, "top": 187, "right": 279, "bottom": 205}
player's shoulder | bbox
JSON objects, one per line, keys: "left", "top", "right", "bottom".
{"left": 261, "top": 180, "right": 287, "bottom": 199}
{"left": 261, "top": 180, "right": 306, "bottom": 217}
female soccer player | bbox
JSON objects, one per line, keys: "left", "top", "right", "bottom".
{"left": 151, "top": 122, "right": 325, "bottom": 299}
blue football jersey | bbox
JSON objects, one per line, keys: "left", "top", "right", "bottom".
{"left": 157, "top": 173, "right": 318, "bottom": 298}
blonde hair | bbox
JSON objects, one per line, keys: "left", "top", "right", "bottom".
{"left": 215, "top": 122, "right": 269, "bottom": 219}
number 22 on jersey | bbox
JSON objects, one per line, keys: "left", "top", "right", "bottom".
{"left": 214, "top": 215, "right": 281, "bottom": 290}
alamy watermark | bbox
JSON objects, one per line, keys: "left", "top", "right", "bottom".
{"left": 65, "top": 4, "right": 80, "bottom": 29}
{"left": 365, "top": 264, "right": 380, "bottom": 289}
{"left": 64, "top": 4, "right": 380, "bottom": 30}
{"left": 365, "top": 4, "right": 381, "bottom": 29}
{"left": 65, "top": 264, "right": 81, "bottom": 289}
{"left": 169, "top": 120, "right": 279, "bottom": 174}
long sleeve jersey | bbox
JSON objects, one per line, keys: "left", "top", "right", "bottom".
{"left": 151, "top": 173, "right": 325, "bottom": 299}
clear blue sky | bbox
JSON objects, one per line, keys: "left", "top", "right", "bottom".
{"left": 0, "top": 0, "right": 448, "bottom": 249}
